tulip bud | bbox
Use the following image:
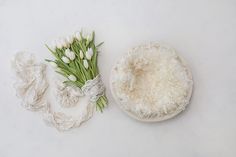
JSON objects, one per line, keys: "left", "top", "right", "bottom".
{"left": 86, "top": 48, "right": 93, "bottom": 60}
{"left": 86, "top": 34, "right": 91, "bottom": 42}
{"left": 75, "top": 32, "right": 81, "bottom": 40}
{"left": 79, "top": 50, "right": 84, "bottom": 59}
{"left": 51, "top": 40, "right": 57, "bottom": 50}
{"left": 65, "top": 49, "right": 70, "bottom": 55}
{"left": 85, "top": 51, "right": 91, "bottom": 60}
{"left": 65, "top": 49, "right": 75, "bottom": 60}
{"left": 83, "top": 59, "right": 89, "bottom": 69}
{"left": 66, "top": 35, "right": 74, "bottom": 44}
{"left": 88, "top": 48, "right": 93, "bottom": 56}
{"left": 69, "top": 51, "right": 75, "bottom": 60}
{"left": 68, "top": 75, "right": 77, "bottom": 81}
{"left": 56, "top": 39, "right": 63, "bottom": 49}
{"left": 61, "top": 56, "right": 70, "bottom": 63}
{"left": 62, "top": 38, "right": 68, "bottom": 48}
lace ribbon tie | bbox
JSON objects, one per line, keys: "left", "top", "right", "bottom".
{"left": 81, "top": 74, "right": 105, "bottom": 102}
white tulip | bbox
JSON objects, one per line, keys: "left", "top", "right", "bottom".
{"left": 51, "top": 40, "right": 57, "bottom": 49}
{"left": 85, "top": 51, "right": 92, "bottom": 60}
{"left": 81, "top": 29, "right": 90, "bottom": 38}
{"left": 68, "top": 75, "right": 77, "bottom": 82}
{"left": 79, "top": 50, "right": 84, "bottom": 59}
{"left": 65, "top": 49, "right": 71, "bottom": 58}
{"left": 61, "top": 56, "right": 70, "bottom": 63}
{"left": 86, "top": 48, "right": 93, "bottom": 60}
{"left": 65, "top": 49, "right": 70, "bottom": 55}
{"left": 83, "top": 59, "right": 89, "bottom": 69}
{"left": 75, "top": 32, "right": 81, "bottom": 40}
{"left": 87, "top": 48, "right": 93, "bottom": 56}
{"left": 62, "top": 38, "right": 68, "bottom": 48}
{"left": 70, "top": 52, "right": 75, "bottom": 60}
{"left": 56, "top": 39, "right": 63, "bottom": 49}
{"left": 50, "top": 62, "right": 57, "bottom": 68}
{"left": 65, "top": 49, "right": 75, "bottom": 60}
{"left": 66, "top": 35, "right": 74, "bottom": 44}
{"left": 86, "top": 34, "right": 91, "bottom": 42}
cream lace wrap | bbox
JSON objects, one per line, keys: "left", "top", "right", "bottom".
{"left": 12, "top": 52, "right": 105, "bottom": 131}
{"left": 110, "top": 43, "right": 193, "bottom": 122}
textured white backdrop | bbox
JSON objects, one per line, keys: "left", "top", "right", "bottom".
{"left": 0, "top": 0, "right": 236, "bottom": 156}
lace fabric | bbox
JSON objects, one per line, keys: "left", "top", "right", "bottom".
{"left": 12, "top": 52, "right": 105, "bottom": 131}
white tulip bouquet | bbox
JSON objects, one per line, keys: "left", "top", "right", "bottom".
{"left": 45, "top": 31, "right": 107, "bottom": 112}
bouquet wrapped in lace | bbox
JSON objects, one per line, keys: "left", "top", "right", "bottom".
{"left": 46, "top": 31, "right": 107, "bottom": 112}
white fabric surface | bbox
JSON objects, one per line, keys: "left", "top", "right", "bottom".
{"left": 0, "top": 0, "right": 236, "bottom": 156}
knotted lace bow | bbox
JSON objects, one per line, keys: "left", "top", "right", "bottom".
{"left": 82, "top": 75, "right": 105, "bottom": 102}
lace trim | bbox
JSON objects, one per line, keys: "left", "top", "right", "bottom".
{"left": 12, "top": 52, "right": 104, "bottom": 131}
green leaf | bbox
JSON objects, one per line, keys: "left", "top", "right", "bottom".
{"left": 45, "top": 59, "right": 53, "bottom": 62}
{"left": 96, "top": 42, "right": 104, "bottom": 48}
{"left": 56, "top": 70, "right": 67, "bottom": 77}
